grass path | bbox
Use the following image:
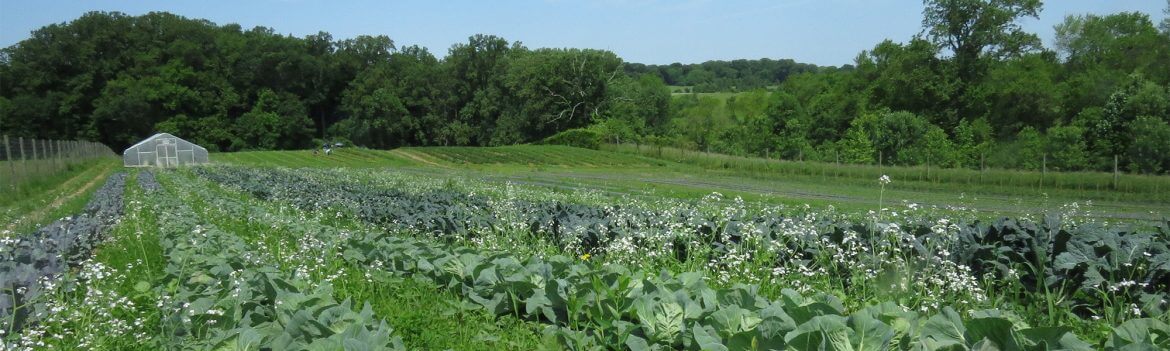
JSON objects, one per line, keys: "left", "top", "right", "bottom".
{"left": 389, "top": 149, "right": 447, "bottom": 167}
{"left": 1, "top": 159, "right": 118, "bottom": 235}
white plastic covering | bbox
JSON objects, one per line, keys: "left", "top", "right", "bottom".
{"left": 122, "top": 133, "right": 209, "bottom": 167}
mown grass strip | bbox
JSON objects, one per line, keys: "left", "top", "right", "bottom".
{"left": 215, "top": 148, "right": 413, "bottom": 168}
{"left": 605, "top": 143, "right": 1170, "bottom": 204}
{"left": 1, "top": 159, "right": 119, "bottom": 236}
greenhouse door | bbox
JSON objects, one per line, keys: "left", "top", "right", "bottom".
{"left": 156, "top": 138, "right": 179, "bottom": 167}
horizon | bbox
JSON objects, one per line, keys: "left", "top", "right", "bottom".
{"left": 1, "top": 1, "right": 1167, "bottom": 67}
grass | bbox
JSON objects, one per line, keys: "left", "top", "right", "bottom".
{"left": 333, "top": 272, "right": 554, "bottom": 350}
{"left": 211, "top": 148, "right": 415, "bottom": 168}
{"left": 212, "top": 145, "right": 1167, "bottom": 221}
{"left": 404, "top": 144, "right": 663, "bottom": 167}
{"left": 0, "top": 158, "right": 114, "bottom": 207}
{"left": 0, "top": 158, "right": 119, "bottom": 236}
{"left": 0, "top": 138, "right": 115, "bottom": 190}
{"left": 603, "top": 143, "right": 1170, "bottom": 204}
{"left": 84, "top": 170, "right": 168, "bottom": 350}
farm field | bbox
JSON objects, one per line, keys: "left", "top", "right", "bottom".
{"left": 223, "top": 147, "right": 1168, "bottom": 222}
{"left": 3, "top": 146, "right": 1169, "bottom": 350}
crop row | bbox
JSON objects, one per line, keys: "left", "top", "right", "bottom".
{"left": 179, "top": 166, "right": 1170, "bottom": 349}
{"left": 193, "top": 166, "right": 1170, "bottom": 322}
{"left": 1, "top": 172, "right": 126, "bottom": 337}
{"left": 137, "top": 171, "right": 405, "bottom": 349}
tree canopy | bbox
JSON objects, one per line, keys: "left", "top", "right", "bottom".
{"left": 0, "top": 12, "right": 664, "bottom": 151}
{"left": 3, "top": 2, "right": 1170, "bottom": 174}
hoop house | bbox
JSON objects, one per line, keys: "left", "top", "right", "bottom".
{"left": 123, "top": 133, "right": 209, "bottom": 167}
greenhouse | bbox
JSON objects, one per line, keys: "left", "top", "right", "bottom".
{"left": 123, "top": 133, "right": 209, "bottom": 167}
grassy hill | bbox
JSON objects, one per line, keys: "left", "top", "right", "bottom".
{"left": 400, "top": 145, "right": 663, "bottom": 167}
{"left": 212, "top": 148, "right": 414, "bottom": 168}
{"left": 213, "top": 145, "right": 665, "bottom": 168}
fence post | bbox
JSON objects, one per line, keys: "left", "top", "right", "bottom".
{"left": 1041, "top": 154, "right": 1046, "bottom": 190}
{"left": 18, "top": 137, "right": 27, "bottom": 187}
{"left": 4, "top": 135, "right": 12, "bottom": 189}
{"left": 43, "top": 139, "right": 50, "bottom": 174}
{"left": 49, "top": 139, "right": 56, "bottom": 171}
{"left": 46, "top": 139, "right": 53, "bottom": 171}
{"left": 979, "top": 152, "right": 985, "bottom": 183}
{"left": 56, "top": 139, "right": 63, "bottom": 168}
{"left": 1113, "top": 154, "right": 1119, "bottom": 190}
{"left": 33, "top": 138, "right": 41, "bottom": 177}
{"left": 44, "top": 139, "right": 51, "bottom": 172}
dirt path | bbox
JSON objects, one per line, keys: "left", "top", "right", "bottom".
{"left": 391, "top": 149, "right": 448, "bottom": 168}
{"left": 3, "top": 163, "right": 113, "bottom": 233}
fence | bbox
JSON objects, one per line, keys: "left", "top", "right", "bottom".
{"left": 1, "top": 135, "right": 116, "bottom": 191}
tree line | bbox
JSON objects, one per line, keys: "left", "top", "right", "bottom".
{"left": 0, "top": 11, "right": 669, "bottom": 152}
{"left": 2, "top": 1, "right": 1170, "bottom": 174}
{"left": 653, "top": 0, "right": 1170, "bottom": 174}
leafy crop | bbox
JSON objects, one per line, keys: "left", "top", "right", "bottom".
{"left": 340, "top": 231, "right": 1099, "bottom": 350}
{"left": 179, "top": 165, "right": 1170, "bottom": 349}
{"left": 194, "top": 166, "right": 1170, "bottom": 320}
{"left": 137, "top": 170, "right": 163, "bottom": 193}
{"left": 1, "top": 173, "right": 126, "bottom": 337}
{"left": 142, "top": 172, "right": 405, "bottom": 350}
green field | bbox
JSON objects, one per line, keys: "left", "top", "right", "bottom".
{"left": 6, "top": 146, "right": 1169, "bottom": 349}
{"left": 213, "top": 146, "right": 1167, "bottom": 222}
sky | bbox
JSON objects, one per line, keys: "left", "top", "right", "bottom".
{"left": 1, "top": 0, "right": 1166, "bottom": 67}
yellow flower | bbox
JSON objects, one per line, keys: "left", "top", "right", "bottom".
{"left": 580, "top": 253, "right": 591, "bottom": 261}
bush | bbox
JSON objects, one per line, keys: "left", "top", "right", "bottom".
{"left": 542, "top": 128, "right": 602, "bottom": 149}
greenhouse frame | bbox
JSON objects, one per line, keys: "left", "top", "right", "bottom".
{"left": 123, "top": 133, "right": 209, "bottom": 167}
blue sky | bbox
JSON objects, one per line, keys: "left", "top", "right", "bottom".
{"left": 1, "top": 0, "right": 1166, "bottom": 66}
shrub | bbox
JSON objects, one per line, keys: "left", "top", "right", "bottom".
{"left": 542, "top": 128, "right": 602, "bottom": 149}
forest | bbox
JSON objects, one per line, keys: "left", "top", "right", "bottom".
{"left": 2, "top": 0, "right": 1170, "bottom": 173}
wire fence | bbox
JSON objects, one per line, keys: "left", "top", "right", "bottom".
{"left": 1, "top": 135, "right": 116, "bottom": 191}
